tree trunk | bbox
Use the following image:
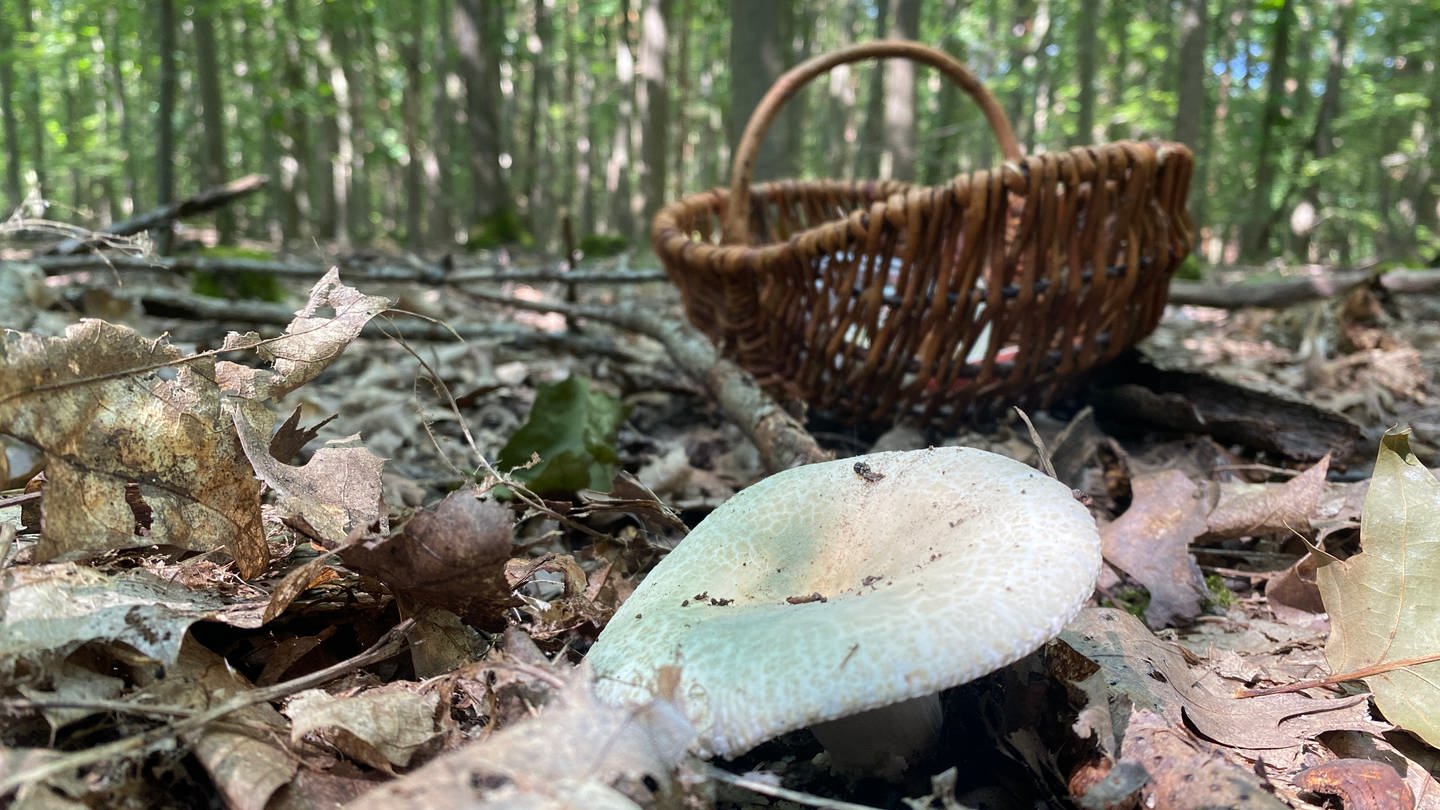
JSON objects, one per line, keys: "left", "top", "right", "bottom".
{"left": 193, "top": 1, "right": 233, "bottom": 243}
{"left": 1074, "top": 0, "right": 1099, "bottom": 145}
{"left": 730, "top": 0, "right": 793, "bottom": 182}
{"left": 883, "top": 0, "right": 920, "bottom": 180}
{"left": 670, "top": 0, "right": 690, "bottom": 200}
{"left": 1293, "top": 0, "right": 1352, "bottom": 260}
{"left": 154, "top": 0, "right": 177, "bottom": 254}
{"left": 855, "top": 0, "right": 890, "bottom": 178}
{"left": 1239, "top": 0, "right": 1293, "bottom": 260}
{"left": 604, "top": 0, "right": 636, "bottom": 238}
{"left": 637, "top": 0, "right": 670, "bottom": 229}
{"left": 400, "top": 4, "right": 425, "bottom": 250}
{"left": 15, "top": 0, "right": 46, "bottom": 196}
{"left": 522, "top": 0, "right": 554, "bottom": 242}
{"left": 453, "top": 0, "right": 511, "bottom": 224}
{"left": 0, "top": 9, "right": 21, "bottom": 210}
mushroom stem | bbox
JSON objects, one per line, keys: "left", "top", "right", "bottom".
{"left": 808, "top": 693, "right": 943, "bottom": 779}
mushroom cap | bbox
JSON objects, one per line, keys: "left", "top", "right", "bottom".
{"left": 586, "top": 447, "right": 1101, "bottom": 758}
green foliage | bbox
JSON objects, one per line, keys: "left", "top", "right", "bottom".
{"left": 496, "top": 376, "right": 627, "bottom": 495}
{"left": 465, "top": 208, "right": 534, "bottom": 250}
{"left": 1203, "top": 574, "right": 1235, "bottom": 609}
{"left": 576, "top": 232, "right": 629, "bottom": 258}
{"left": 191, "top": 270, "right": 285, "bottom": 302}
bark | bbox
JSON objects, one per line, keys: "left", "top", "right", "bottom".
{"left": 1293, "top": 0, "right": 1353, "bottom": 260}
{"left": 730, "top": 0, "right": 792, "bottom": 181}
{"left": 16, "top": 0, "right": 46, "bottom": 195}
{"left": 401, "top": 5, "right": 425, "bottom": 250}
{"left": 155, "top": 0, "right": 178, "bottom": 254}
{"left": 453, "top": 0, "right": 511, "bottom": 222}
{"left": 45, "top": 174, "right": 267, "bottom": 255}
{"left": 1239, "top": 0, "right": 1293, "bottom": 260}
{"left": 670, "top": 0, "right": 690, "bottom": 199}
{"left": 1173, "top": 0, "right": 1205, "bottom": 250}
{"left": 1074, "top": 0, "right": 1099, "bottom": 145}
{"left": 855, "top": 0, "right": 890, "bottom": 178}
{"left": 637, "top": 0, "right": 671, "bottom": 228}
{"left": 0, "top": 9, "right": 22, "bottom": 209}
{"left": 522, "top": 0, "right": 554, "bottom": 239}
{"left": 429, "top": 0, "right": 457, "bottom": 243}
{"left": 604, "top": 0, "right": 636, "bottom": 237}
{"left": 883, "top": 0, "right": 920, "bottom": 180}
{"left": 192, "top": 1, "right": 233, "bottom": 243}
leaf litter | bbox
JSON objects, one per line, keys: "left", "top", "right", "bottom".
{"left": 2, "top": 260, "right": 1440, "bottom": 808}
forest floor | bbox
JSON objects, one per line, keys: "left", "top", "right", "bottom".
{"left": 3, "top": 240, "right": 1440, "bottom": 809}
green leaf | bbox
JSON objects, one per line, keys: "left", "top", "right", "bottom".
{"left": 1316, "top": 429, "right": 1440, "bottom": 747}
{"left": 496, "top": 377, "right": 626, "bottom": 495}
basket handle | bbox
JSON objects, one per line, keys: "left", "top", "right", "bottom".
{"left": 724, "top": 39, "right": 1023, "bottom": 244}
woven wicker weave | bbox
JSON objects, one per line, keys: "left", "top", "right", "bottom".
{"left": 653, "top": 41, "right": 1194, "bottom": 430}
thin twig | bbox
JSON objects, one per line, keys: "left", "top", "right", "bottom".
{"left": 699, "top": 763, "right": 885, "bottom": 810}
{"left": 1236, "top": 649, "right": 1440, "bottom": 698}
{"left": 0, "top": 619, "right": 414, "bottom": 796}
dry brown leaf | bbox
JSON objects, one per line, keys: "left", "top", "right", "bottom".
{"left": 141, "top": 638, "right": 298, "bottom": 810}
{"left": 1296, "top": 759, "right": 1415, "bottom": 810}
{"left": 0, "top": 320, "right": 268, "bottom": 576}
{"left": 349, "top": 668, "right": 695, "bottom": 810}
{"left": 1206, "top": 455, "right": 1329, "bottom": 539}
{"left": 285, "top": 685, "right": 442, "bottom": 771}
{"left": 232, "top": 398, "right": 385, "bottom": 545}
{"left": 1115, "top": 709, "right": 1287, "bottom": 809}
{"left": 0, "top": 563, "right": 267, "bottom": 675}
{"left": 1058, "top": 609, "right": 1389, "bottom": 760}
{"left": 341, "top": 488, "right": 516, "bottom": 630}
{"left": 216, "top": 268, "right": 391, "bottom": 401}
{"left": 1100, "top": 470, "right": 1212, "bottom": 627}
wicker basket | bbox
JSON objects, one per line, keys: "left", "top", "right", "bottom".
{"left": 653, "top": 40, "right": 1194, "bottom": 430}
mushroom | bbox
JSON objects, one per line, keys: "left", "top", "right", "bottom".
{"left": 586, "top": 446, "right": 1101, "bottom": 777}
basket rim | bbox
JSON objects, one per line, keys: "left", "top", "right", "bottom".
{"left": 653, "top": 139, "right": 1194, "bottom": 267}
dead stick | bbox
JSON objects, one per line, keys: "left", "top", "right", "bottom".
{"left": 1236, "top": 649, "right": 1440, "bottom": 698}
{"left": 0, "top": 620, "right": 414, "bottom": 796}
{"left": 462, "top": 288, "right": 829, "bottom": 473}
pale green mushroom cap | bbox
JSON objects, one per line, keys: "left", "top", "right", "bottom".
{"left": 586, "top": 446, "right": 1101, "bottom": 759}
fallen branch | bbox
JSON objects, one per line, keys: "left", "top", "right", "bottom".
{"left": 1167, "top": 266, "right": 1440, "bottom": 309}
{"left": 0, "top": 619, "right": 413, "bottom": 796}
{"left": 45, "top": 174, "right": 269, "bottom": 256}
{"left": 461, "top": 288, "right": 830, "bottom": 474}
{"left": 23, "top": 252, "right": 670, "bottom": 286}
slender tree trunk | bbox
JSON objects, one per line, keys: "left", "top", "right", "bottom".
{"left": 1240, "top": 0, "right": 1293, "bottom": 260}
{"left": 401, "top": 4, "right": 425, "bottom": 249}
{"left": 453, "top": 0, "right": 511, "bottom": 224}
{"left": 855, "top": 0, "right": 890, "bottom": 178}
{"left": 522, "top": 0, "right": 554, "bottom": 242}
{"left": 670, "top": 0, "right": 690, "bottom": 200}
{"left": 430, "top": 0, "right": 458, "bottom": 243}
{"left": 1074, "top": 0, "right": 1099, "bottom": 145}
{"left": 731, "top": 0, "right": 793, "bottom": 182}
{"left": 604, "top": 0, "right": 637, "bottom": 238}
{"left": 193, "top": 1, "right": 233, "bottom": 243}
{"left": 0, "top": 10, "right": 22, "bottom": 210}
{"left": 883, "top": 0, "right": 920, "bottom": 180}
{"left": 154, "top": 0, "right": 177, "bottom": 253}
{"left": 15, "top": 0, "right": 46, "bottom": 195}
{"left": 637, "top": 0, "right": 670, "bottom": 229}
{"left": 1292, "top": 0, "right": 1351, "bottom": 260}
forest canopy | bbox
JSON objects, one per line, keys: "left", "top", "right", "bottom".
{"left": 0, "top": 0, "right": 1435, "bottom": 269}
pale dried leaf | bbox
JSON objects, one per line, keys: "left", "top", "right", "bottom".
{"left": 286, "top": 686, "right": 441, "bottom": 771}
{"left": 0, "top": 563, "right": 267, "bottom": 677}
{"left": 231, "top": 398, "right": 385, "bottom": 545}
{"left": 1318, "top": 430, "right": 1440, "bottom": 748}
{"left": 1206, "top": 455, "right": 1329, "bottom": 538}
{"left": 0, "top": 320, "right": 267, "bottom": 576}
{"left": 141, "top": 639, "right": 297, "bottom": 810}
{"left": 349, "top": 668, "right": 695, "bottom": 810}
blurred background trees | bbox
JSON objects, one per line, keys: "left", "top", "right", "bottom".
{"left": 0, "top": 0, "right": 1435, "bottom": 267}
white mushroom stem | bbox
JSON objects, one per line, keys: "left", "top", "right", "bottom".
{"left": 809, "top": 693, "right": 943, "bottom": 778}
